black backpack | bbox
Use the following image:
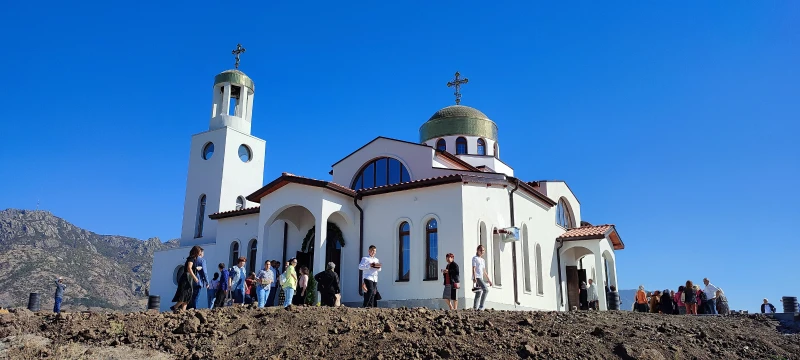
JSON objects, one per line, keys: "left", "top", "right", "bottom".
{"left": 697, "top": 290, "right": 707, "bottom": 302}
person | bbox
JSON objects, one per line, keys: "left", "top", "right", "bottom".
{"left": 266, "top": 260, "right": 279, "bottom": 306}
{"left": 245, "top": 272, "right": 257, "bottom": 305}
{"left": 660, "top": 289, "right": 674, "bottom": 314}
{"left": 294, "top": 266, "right": 309, "bottom": 306}
{"left": 256, "top": 261, "right": 274, "bottom": 308}
{"left": 359, "top": 245, "right": 382, "bottom": 307}
{"left": 471, "top": 245, "right": 492, "bottom": 310}
{"left": 442, "top": 253, "right": 460, "bottom": 310}
{"left": 674, "top": 286, "right": 686, "bottom": 315}
{"left": 214, "top": 263, "right": 231, "bottom": 309}
{"left": 207, "top": 273, "right": 219, "bottom": 309}
{"left": 606, "top": 285, "right": 620, "bottom": 310}
{"left": 281, "top": 258, "right": 298, "bottom": 308}
{"left": 277, "top": 261, "right": 287, "bottom": 306}
{"left": 579, "top": 282, "right": 589, "bottom": 310}
{"left": 761, "top": 299, "right": 776, "bottom": 314}
{"left": 188, "top": 247, "right": 209, "bottom": 309}
{"left": 702, "top": 278, "right": 719, "bottom": 315}
{"left": 683, "top": 280, "right": 698, "bottom": 315}
{"left": 586, "top": 279, "right": 599, "bottom": 310}
{"left": 715, "top": 289, "right": 729, "bottom": 315}
{"left": 315, "top": 262, "right": 341, "bottom": 307}
{"left": 634, "top": 285, "right": 648, "bottom": 313}
{"left": 171, "top": 246, "right": 201, "bottom": 312}
{"left": 53, "top": 278, "right": 67, "bottom": 313}
{"left": 649, "top": 291, "right": 661, "bottom": 313}
{"left": 231, "top": 257, "right": 247, "bottom": 306}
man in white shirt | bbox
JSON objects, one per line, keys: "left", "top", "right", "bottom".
{"left": 703, "top": 278, "right": 719, "bottom": 314}
{"left": 472, "top": 245, "right": 493, "bottom": 310}
{"left": 358, "top": 245, "right": 381, "bottom": 307}
{"left": 587, "top": 279, "right": 599, "bottom": 310}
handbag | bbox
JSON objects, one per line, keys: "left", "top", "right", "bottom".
{"left": 454, "top": 282, "right": 460, "bottom": 289}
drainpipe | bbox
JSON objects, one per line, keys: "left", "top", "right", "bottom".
{"left": 353, "top": 193, "right": 364, "bottom": 296}
{"left": 508, "top": 178, "right": 520, "bottom": 306}
{"left": 556, "top": 238, "right": 565, "bottom": 310}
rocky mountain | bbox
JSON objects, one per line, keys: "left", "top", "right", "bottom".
{"left": 0, "top": 209, "right": 179, "bottom": 311}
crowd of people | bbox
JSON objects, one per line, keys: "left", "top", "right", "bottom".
{"left": 631, "top": 278, "right": 730, "bottom": 315}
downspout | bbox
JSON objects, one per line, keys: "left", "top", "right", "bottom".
{"left": 556, "top": 238, "right": 565, "bottom": 310}
{"left": 353, "top": 193, "right": 364, "bottom": 296}
{"left": 508, "top": 179, "right": 520, "bottom": 306}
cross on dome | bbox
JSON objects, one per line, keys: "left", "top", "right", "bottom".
{"left": 232, "top": 44, "right": 246, "bottom": 69}
{"left": 446, "top": 71, "right": 469, "bottom": 105}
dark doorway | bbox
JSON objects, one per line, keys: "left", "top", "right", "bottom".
{"left": 295, "top": 251, "right": 312, "bottom": 274}
{"left": 566, "top": 266, "right": 588, "bottom": 311}
{"left": 326, "top": 236, "right": 342, "bottom": 278}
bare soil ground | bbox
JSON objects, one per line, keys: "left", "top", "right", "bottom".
{"left": 1, "top": 306, "right": 798, "bottom": 360}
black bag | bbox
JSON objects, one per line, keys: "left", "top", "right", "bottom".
{"left": 698, "top": 291, "right": 707, "bottom": 302}
{"left": 375, "top": 291, "right": 382, "bottom": 301}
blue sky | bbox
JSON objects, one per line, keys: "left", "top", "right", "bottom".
{"left": 1, "top": 1, "right": 797, "bottom": 312}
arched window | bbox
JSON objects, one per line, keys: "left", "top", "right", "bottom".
{"left": 398, "top": 222, "right": 410, "bottom": 281}
{"left": 230, "top": 241, "right": 240, "bottom": 268}
{"left": 477, "top": 138, "right": 486, "bottom": 155}
{"left": 556, "top": 198, "right": 575, "bottom": 229}
{"left": 235, "top": 196, "right": 245, "bottom": 210}
{"left": 248, "top": 239, "right": 257, "bottom": 274}
{"left": 522, "top": 225, "right": 531, "bottom": 292}
{"left": 456, "top": 137, "right": 468, "bottom": 155}
{"left": 195, "top": 195, "right": 206, "bottom": 238}
{"left": 351, "top": 157, "right": 410, "bottom": 190}
{"left": 436, "top": 138, "right": 446, "bottom": 151}
{"left": 494, "top": 143, "right": 499, "bottom": 158}
{"left": 492, "top": 229, "right": 502, "bottom": 286}
{"left": 425, "top": 219, "right": 438, "bottom": 280}
{"left": 535, "top": 244, "right": 543, "bottom": 295}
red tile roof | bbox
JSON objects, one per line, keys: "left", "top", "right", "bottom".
{"left": 246, "top": 173, "right": 356, "bottom": 203}
{"left": 208, "top": 206, "right": 260, "bottom": 220}
{"left": 557, "top": 224, "right": 624, "bottom": 250}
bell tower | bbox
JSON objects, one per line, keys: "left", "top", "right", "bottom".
{"left": 179, "top": 44, "right": 266, "bottom": 247}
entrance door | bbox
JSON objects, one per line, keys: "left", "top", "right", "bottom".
{"left": 566, "top": 266, "right": 579, "bottom": 310}
{"left": 325, "top": 238, "right": 342, "bottom": 278}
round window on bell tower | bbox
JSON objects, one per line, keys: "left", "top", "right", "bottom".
{"left": 202, "top": 142, "right": 215, "bottom": 160}
{"left": 238, "top": 144, "right": 252, "bottom": 162}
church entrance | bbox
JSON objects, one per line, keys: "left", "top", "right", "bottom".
{"left": 300, "top": 221, "right": 346, "bottom": 275}
{"left": 566, "top": 266, "right": 587, "bottom": 311}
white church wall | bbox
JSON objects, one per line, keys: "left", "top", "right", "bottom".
{"left": 538, "top": 181, "right": 582, "bottom": 226}
{"left": 456, "top": 154, "right": 514, "bottom": 175}
{"left": 331, "top": 138, "right": 441, "bottom": 186}
{"left": 423, "top": 135, "right": 498, "bottom": 158}
{"left": 356, "top": 183, "right": 464, "bottom": 305}
{"left": 215, "top": 213, "right": 259, "bottom": 268}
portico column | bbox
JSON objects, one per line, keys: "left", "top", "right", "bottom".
{"left": 314, "top": 217, "right": 327, "bottom": 278}
{"left": 221, "top": 84, "right": 232, "bottom": 115}
{"left": 594, "top": 253, "right": 607, "bottom": 311}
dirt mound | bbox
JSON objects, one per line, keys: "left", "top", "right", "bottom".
{"left": 1, "top": 306, "right": 798, "bottom": 359}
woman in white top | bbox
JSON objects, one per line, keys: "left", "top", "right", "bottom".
{"left": 207, "top": 272, "right": 220, "bottom": 309}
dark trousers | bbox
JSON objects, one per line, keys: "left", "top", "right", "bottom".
{"left": 188, "top": 284, "right": 202, "bottom": 309}
{"left": 266, "top": 286, "right": 278, "bottom": 306}
{"left": 363, "top": 279, "right": 377, "bottom": 307}
{"left": 321, "top": 292, "right": 336, "bottom": 307}
{"left": 214, "top": 288, "right": 228, "bottom": 309}
{"left": 54, "top": 297, "right": 62, "bottom": 313}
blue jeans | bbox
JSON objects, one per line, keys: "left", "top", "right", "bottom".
{"left": 54, "top": 297, "right": 62, "bottom": 313}
{"left": 233, "top": 289, "right": 245, "bottom": 304}
{"left": 189, "top": 284, "right": 202, "bottom": 309}
{"left": 706, "top": 298, "right": 717, "bottom": 314}
{"left": 282, "top": 288, "right": 295, "bottom": 307}
{"left": 257, "top": 286, "right": 271, "bottom": 308}
{"left": 473, "top": 279, "right": 489, "bottom": 309}
{"left": 207, "top": 289, "right": 216, "bottom": 309}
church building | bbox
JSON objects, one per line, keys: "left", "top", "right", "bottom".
{"left": 151, "top": 51, "right": 625, "bottom": 312}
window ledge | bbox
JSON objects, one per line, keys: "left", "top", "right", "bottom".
{"left": 395, "top": 279, "right": 410, "bottom": 283}
{"left": 536, "top": 293, "right": 545, "bottom": 297}
{"left": 423, "top": 278, "right": 439, "bottom": 282}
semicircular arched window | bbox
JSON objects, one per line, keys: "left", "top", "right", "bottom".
{"left": 351, "top": 157, "right": 410, "bottom": 190}
{"left": 477, "top": 138, "right": 486, "bottom": 155}
{"left": 556, "top": 198, "right": 576, "bottom": 229}
{"left": 456, "top": 137, "right": 468, "bottom": 155}
{"left": 436, "top": 138, "right": 446, "bottom": 151}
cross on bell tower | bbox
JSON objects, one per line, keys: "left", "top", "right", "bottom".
{"left": 232, "top": 44, "right": 246, "bottom": 69}
{"left": 446, "top": 71, "right": 469, "bottom": 105}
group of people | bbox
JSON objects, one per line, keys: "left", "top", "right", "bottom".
{"left": 632, "top": 278, "right": 730, "bottom": 315}
{"left": 171, "top": 245, "right": 343, "bottom": 311}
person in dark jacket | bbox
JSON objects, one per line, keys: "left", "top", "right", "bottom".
{"left": 53, "top": 278, "right": 67, "bottom": 313}
{"left": 314, "top": 262, "right": 341, "bottom": 307}
{"left": 442, "top": 253, "right": 460, "bottom": 310}
{"left": 660, "top": 289, "right": 674, "bottom": 314}
{"left": 761, "top": 298, "right": 776, "bottom": 314}
{"left": 606, "top": 285, "right": 621, "bottom": 310}
{"left": 579, "top": 281, "right": 589, "bottom": 310}
{"left": 683, "top": 281, "right": 698, "bottom": 315}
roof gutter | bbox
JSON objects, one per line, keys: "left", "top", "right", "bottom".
{"left": 509, "top": 178, "right": 520, "bottom": 306}
{"left": 353, "top": 193, "right": 364, "bottom": 296}
{"left": 557, "top": 238, "right": 565, "bottom": 309}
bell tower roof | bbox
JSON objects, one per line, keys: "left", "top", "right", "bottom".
{"left": 214, "top": 69, "right": 255, "bottom": 93}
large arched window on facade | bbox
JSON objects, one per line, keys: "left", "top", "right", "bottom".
{"left": 195, "top": 194, "right": 206, "bottom": 238}
{"left": 535, "top": 244, "right": 544, "bottom": 295}
{"left": 398, "top": 222, "right": 410, "bottom": 281}
{"left": 556, "top": 198, "right": 575, "bottom": 229}
{"left": 492, "top": 229, "right": 502, "bottom": 286}
{"left": 248, "top": 239, "right": 257, "bottom": 274}
{"left": 436, "top": 138, "right": 446, "bottom": 151}
{"left": 456, "top": 137, "right": 468, "bottom": 155}
{"left": 351, "top": 157, "right": 410, "bottom": 190}
{"left": 230, "top": 241, "right": 240, "bottom": 269}
{"left": 522, "top": 225, "right": 532, "bottom": 292}
{"left": 477, "top": 138, "right": 486, "bottom": 155}
{"left": 425, "top": 219, "right": 438, "bottom": 280}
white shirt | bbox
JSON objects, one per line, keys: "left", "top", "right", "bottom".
{"left": 704, "top": 283, "right": 719, "bottom": 300}
{"left": 359, "top": 256, "right": 381, "bottom": 282}
{"left": 472, "top": 256, "right": 486, "bottom": 280}
{"left": 587, "top": 284, "right": 599, "bottom": 302}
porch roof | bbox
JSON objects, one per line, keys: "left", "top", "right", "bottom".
{"left": 208, "top": 206, "right": 260, "bottom": 220}
{"left": 557, "top": 224, "right": 625, "bottom": 250}
{"left": 246, "top": 173, "right": 356, "bottom": 203}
